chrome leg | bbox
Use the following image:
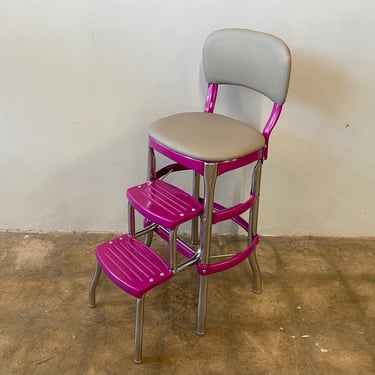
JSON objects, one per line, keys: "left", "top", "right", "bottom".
{"left": 144, "top": 147, "right": 156, "bottom": 247}
{"left": 191, "top": 171, "right": 200, "bottom": 245}
{"left": 143, "top": 231, "right": 153, "bottom": 247}
{"left": 169, "top": 228, "right": 178, "bottom": 272}
{"left": 134, "top": 296, "right": 145, "bottom": 364}
{"left": 148, "top": 147, "right": 156, "bottom": 181}
{"left": 196, "top": 276, "right": 209, "bottom": 336}
{"left": 196, "top": 163, "right": 217, "bottom": 336}
{"left": 249, "top": 251, "right": 262, "bottom": 294}
{"left": 129, "top": 200, "right": 154, "bottom": 246}
{"left": 128, "top": 202, "right": 136, "bottom": 236}
{"left": 248, "top": 161, "right": 263, "bottom": 294}
{"left": 88, "top": 262, "right": 102, "bottom": 308}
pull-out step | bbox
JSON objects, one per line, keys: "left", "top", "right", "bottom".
{"left": 96, "top": 235, "right": 173, "bottom": 298}
{"left": 127, "top": 180, "right": 202, "bottom": 230}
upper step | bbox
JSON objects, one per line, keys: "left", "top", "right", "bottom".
{"left": 127, "top": 180, "right": 202, "bottom": 230}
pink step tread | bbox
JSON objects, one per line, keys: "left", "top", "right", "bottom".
{"left": 126, "top": 180, "right": 202, "bottom": 230}
{"left": 96, "top": 235, "right": 173, "bottom": 298}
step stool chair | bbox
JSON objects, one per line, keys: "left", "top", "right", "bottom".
{"left": 88, "top": 28, "right": 291, "bottom": 364}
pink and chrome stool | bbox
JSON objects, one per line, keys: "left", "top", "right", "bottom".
{"left": 88, "top": 28, "right": 291, "bottom": 363}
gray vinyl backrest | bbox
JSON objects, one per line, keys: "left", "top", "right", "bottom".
{"left": 203, "top": 29, "right": 291, "bottom": 105}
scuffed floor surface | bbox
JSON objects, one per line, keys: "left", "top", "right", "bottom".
{"left": 0, "top": 231, "right": 374, "bottom": 374}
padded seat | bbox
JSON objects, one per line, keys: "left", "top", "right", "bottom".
{"left": 149, "top": 112, "right": 265, "bottom": 161}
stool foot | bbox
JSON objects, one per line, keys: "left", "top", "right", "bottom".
{"left": 88, "top": 262, "right": 102, "bottom": 308}
{"left": 196, "top": 275, "right": 209, "bottom": 336}
{"left": 134, "top": 296, "right": 145, "bottom": 364}
{"left": 249, "top": 250, "right": 262, "bottom": 294}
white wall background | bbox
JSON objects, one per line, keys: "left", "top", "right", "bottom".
{"left": 0, "top": 0, "right": 374, "bottom": 236}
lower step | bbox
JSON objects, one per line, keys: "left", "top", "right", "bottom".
{"left": 96, "top": 235, "right": 173, "bottom": 298}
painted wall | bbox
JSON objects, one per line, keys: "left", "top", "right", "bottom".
{"left": 0, "top": 1, "right": 374, "bottom": 236}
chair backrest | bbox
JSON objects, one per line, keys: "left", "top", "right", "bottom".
{"left": 203, "top": 28, "right": 291, "bottom": 105}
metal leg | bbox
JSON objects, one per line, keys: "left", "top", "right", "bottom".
{"left": 191, "top": 171, "right": 200, "bottom": 245}
{"left": 196, "top": 163, "right": 218, "bottom": 336}
{"left": 148, "top": 147, "right": 156, "bottom": 181}
{"left": 143, "top": 231, "right": 153, "bottom": 247}
{"left": 249, "top": 251, "right": 262, "bottom": 294}
{"left": 129, "top": 200, "right": 154, "bottom": 246}
{"left": 169, "top": 228, "right": 178, "bottom": 272}
{"left": 144, "top": 147, "right": 156, "bottom": 247}
{"left": 248, "top": 161, "right": 263, "bottom": 294}
{"left": 196, "top": 276, "right": 209, "bottom": 336}
{"left": 88, "top": 261, "right": 102, "bottom": 308}
{"left": 128, "top": 202, "right": 136, "bottom": 236}
{"left": 134, "top": 296, "right": 145, "bottom": 364}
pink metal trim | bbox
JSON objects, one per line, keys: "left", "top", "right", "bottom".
{"left": 217, "top": 149, "right": 263, "bottom": 176}
{"left": 155, "top": 163, "right": 187, "bottom": 179}
{"left": 204, "top": 83, "right": 218, "bottom": 113}
{"left": 150, "top": 136, "right": 263, "bottom": 177}
{"left": 197, "top": 235, "right": 259, "bottom": 275}
{"left": 149, "top": 136, "right": 205, "bottom": 175}
{"left": 262, "top": 103, "right": 283, "bottom": 160}
{"left": 212, "top": 193, "right": 256, "bottom": 224}
{"left": 213, "top": 202, "right": 249, "bottom": 231}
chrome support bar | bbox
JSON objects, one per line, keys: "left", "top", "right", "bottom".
{"left": 191, "top": 171, "right": 200, "bottom": 245}
{"left": 88, "top": 262, "right": 102, "bottom": 308}
{"left": 134, "top": 296, "right": 145, "bottom": 364}
{"left": 248, "top": 161, "right": 263, "bottom": 294}
{"left": 196, "top": 162, "right": 218, "bottom": 336}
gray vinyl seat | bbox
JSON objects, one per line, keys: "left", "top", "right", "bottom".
{"left": 149, "top": 112, "right": 265, "bottom": 161}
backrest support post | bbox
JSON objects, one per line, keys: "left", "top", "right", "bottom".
{"left": 204, "top": 83, "right": 218, "bottom": 113}
{"left": 262, "top": 103, "right": 283, "bottom": 160}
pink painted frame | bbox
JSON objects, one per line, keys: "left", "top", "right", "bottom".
{"left": 147, "top": 83, "right": 284, "bottom": 273}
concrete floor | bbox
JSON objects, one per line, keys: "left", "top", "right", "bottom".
{"left": 0, "top": 231, "right": 374, "bottom": 375}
